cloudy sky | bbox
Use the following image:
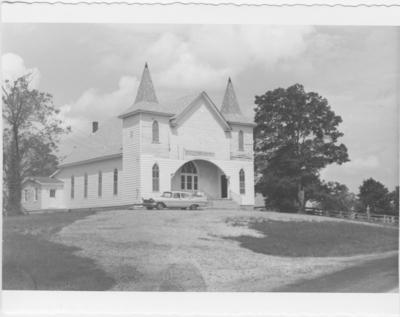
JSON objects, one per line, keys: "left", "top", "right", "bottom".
{"left": 2, "top": 23, "right": 399, "bottom": 194}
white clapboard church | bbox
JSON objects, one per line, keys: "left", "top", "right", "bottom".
{"left": 22, "top": 64, "right": 255, "bottom": 211}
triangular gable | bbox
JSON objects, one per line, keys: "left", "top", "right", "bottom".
{"left": 170, "top": 92, "right": 232, "bottom": 131}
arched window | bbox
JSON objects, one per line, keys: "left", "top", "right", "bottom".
{"left": 71, "top": 175, "right": 74, "bottom": 199}
{"left": 152, "top": 120, "right": 159, "bottom": 143}
{"left": 84, "top": 173, "right": 88, "bottom": 198}
{"left": 238, "top": 130, "right": 244, "bottom": 151}
{"left": 98, "top": 171, "right": 102, "bottom": 197}
{"left": 239, "top": 169, "right": 245, "bottom": 195}
{"left": 152, "top": 164, "right": 160, "bottom": 192}
{"left": 113, "top": 169, "right": 118, "bottom": 195}
{"left": 180, "top": 161, "right": 198, "bottom": 191}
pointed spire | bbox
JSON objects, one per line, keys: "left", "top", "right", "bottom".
{"left": 134, "top": 63, "right": 158, "bottom": 104}
{"left": 221, "top": 77, "right": 242, "bottom": 115}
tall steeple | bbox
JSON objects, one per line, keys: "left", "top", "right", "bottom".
{"left": 221, "top": 77, "right": 242, "bottom": 115}
{"left": 134, "top": 63, "right": 159, "bottom": 104}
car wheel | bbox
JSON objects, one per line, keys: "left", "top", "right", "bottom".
{"left": 146, "top": 207, "right": 153, "bottom": 210}
{"left": 181, "top": 208, "right": 187, "bottom": 210}
{"left": 190, "top": 205, "right": 197, "bottom": 210}
{"left": 156, "top": 203, "right": 164, "bottom": 210}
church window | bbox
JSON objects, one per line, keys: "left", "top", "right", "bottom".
{"left": 113, "top": 169, "right": 118, "bottom": 195}
{"left": 239, "top": 169, "right": 245, "bottom": 194}
{"left": 180, "top": 161, "right": 198, "bottom": 191}
{"left": 152, "top": 164, "right": 159, "bottom": 192}
{"left": 84, "top": 173, "right": 88, "bottom": 198}
{"left": 152, "top": 120, "right": 159, "bottom": 142}
{"left": 71, "top": 175, "right": 74, "bottom": 199}
{"left": 239, "top": 130, "right": 244, "bottom": 150}
{"left": 98, "top": 171, "right": 102, "bottom": 197}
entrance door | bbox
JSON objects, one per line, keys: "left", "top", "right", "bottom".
{"left": 221, "top": 175, "right": 228, "bottom": 198}
{"left": 49, "top": 189, "right": 57, "bottom": 208}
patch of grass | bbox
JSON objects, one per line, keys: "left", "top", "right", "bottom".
{"left": 3, "top": 210, "right": 115, "bottom": 291}
{"left": 227, "top": 219, "right": 399, "bottom": 257}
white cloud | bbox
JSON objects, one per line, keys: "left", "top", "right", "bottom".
{"left": 60, "top": 75, "right": 139, "bottom": 134}
{"left": 2, "top": 53, "right": 41, "bottom": 89}
{"left": 99, "top": 25, "right": 316, "bottom": 91}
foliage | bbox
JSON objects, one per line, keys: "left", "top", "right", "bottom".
{"left": 2, "top": 74, "right": 70, "bottom": 215}
{"left": 390, "top": 186, "right": 399, "bottom": 215}
{"left": 254, "top": 84, "right": 349, "bottom": 212}
{"left": 311, "top": 181, "right": 358, "bottom": 212}
{"left": 358, "top": 178, "right": 392, "bottom": 214}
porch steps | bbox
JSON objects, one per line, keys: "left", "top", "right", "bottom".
{"left": 206, "top": 198, "right": 240, "bottom": 210}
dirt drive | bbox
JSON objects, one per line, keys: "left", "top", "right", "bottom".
{"left": 52, "top": 209, "right": 395, "bottom": 292}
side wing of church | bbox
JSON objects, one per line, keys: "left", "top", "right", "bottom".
{"left": 22, "top": 64, "right": 256, "bottom": 211}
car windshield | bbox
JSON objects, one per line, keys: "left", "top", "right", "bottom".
{"left": 161, "top": 192, "right": 172, "bottom": 198}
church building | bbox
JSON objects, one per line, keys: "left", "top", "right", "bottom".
{"left": 21, "top": 64, "right": 256, "bottom": 211}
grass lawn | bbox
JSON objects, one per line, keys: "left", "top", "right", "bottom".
{"left": 228, "top": 219, "right": 399, "bottom": 257}
{"left": 3, "top": 210, "right": 115, "bottom": 291}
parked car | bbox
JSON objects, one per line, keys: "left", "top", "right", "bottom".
{"left": 142, "top": 191, "right": 208, "bottom": 210}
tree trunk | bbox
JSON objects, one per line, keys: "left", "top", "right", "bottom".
{"left": 297, "top": 186, "right": 306, "bottom": 214}
{"left": 7, "top": 126, "right": 23, "bottom": 215}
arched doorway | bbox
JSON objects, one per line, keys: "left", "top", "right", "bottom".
{"left": 171, "top": 159, "right": 228, "bottom": 199}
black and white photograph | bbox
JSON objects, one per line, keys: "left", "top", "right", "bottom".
{"left": 1, "top": 1, "right": 399, "bottom": 316}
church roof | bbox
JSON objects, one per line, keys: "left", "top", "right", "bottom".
{"left": 59, "top": 67, "right": 255, "bottom": 167}
{"left": 59, "top": 116, "right": 123, "bottom": 167}
{"left": 220, "top": 78, "right": 255, "bottom": 126}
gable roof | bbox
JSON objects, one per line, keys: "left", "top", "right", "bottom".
{"left": 220, "top": 78, "right": 256, "bottom": 126}
{"left": 22, "top": 177, "right": 64, "bottom": 185}
{"left": 59, "top": 116, "right": 123, "bottom": 167}
{"left": 170, "top": 92, "right": 232, "bottom": 131}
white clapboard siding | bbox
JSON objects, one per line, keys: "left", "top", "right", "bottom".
{"left": 229, "top": 124, "right": 254, "bottom": 160}
{"left": 140, "top": 113, "right": 170, "bottom": 158}
{"left": 169, "top": 97, "right": 231, "bottom": 161}
{"left": 122, "top": 113, "right": 141, "bottom": 204}
{"left": 56, "top": 156, "right": 123, "bottom": 209}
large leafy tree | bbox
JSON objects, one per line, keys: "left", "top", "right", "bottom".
{"left": 390, "top": 186, "right": 399, "bottom": 215}
{"left": 311, "top": 181, "right": 358, "bottom": 212}
{"left": 358, "top": 178, "right": 392, "bottom": 214}
{"left": 2, "top": 74, "right": 70, "bottom": 215}
{"left": 254, "top": 84, "right": 349, "bottom": 213}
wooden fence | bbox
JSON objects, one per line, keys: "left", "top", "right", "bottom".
{"left": 305, "top": 208, "right": 399, "bottom": 227}
{"left": 253, "top": 206, "right": 399, "bottom": 227}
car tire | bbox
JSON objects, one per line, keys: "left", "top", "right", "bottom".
{"left": 190, "top": 205, "right": 197, "bottom": 210}
{"left": 156, "top": 203, "right": 164, "bottom": 210}
{"left": 146, "top": 207, "right": 153, "bottom": 210}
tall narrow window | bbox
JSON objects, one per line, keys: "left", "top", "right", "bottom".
{"left": 35, "top": 188, "right": 38, "bottom": 201}
{"left": 152, "top": 164, "right": 159, "bottom": 192}
{"left": 239, "top": 130, "right": 244, "bottom": 150}
{"left": 98, "top": 171, "right": 102, "bottom": 197}
{"left": 84, "top": 173, "right": 88, "bottom": 198}
{"left": 71, "top": 175, "right": 74, "bottom": 199}
{"left": 113, "top": 169, "right": 118, "bottom": 195}
{"left": 239, "top": 169, "right": 245, "bottom": 194}
{"left": 24, "top": 189, "right": 28, "bottom": 202}
{"left": 152, "top": 120, "right": 159, "bottom": 142}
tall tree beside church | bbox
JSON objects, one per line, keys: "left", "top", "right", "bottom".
{"left": 254, "top": 84, "right": 349, "bottom": 213}
{"left": 358, "top": 178, "right": 391, "bottom": 214}
{"left": 2, "top": 74, "right": 71, "bottom": 215}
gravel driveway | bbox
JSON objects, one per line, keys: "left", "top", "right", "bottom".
{"left": 52, "top": 209, "right": 390, "bottom": 292}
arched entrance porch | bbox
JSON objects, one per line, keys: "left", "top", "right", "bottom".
{"left": 171, "top": 159, "right": 229, "bottom": 199}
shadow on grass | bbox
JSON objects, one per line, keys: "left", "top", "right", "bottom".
{"left": 3, "top": 210, "right": 115, "bottom": 291}
{"left": 227, "top": 219, "right": 399, "bottom": 257}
